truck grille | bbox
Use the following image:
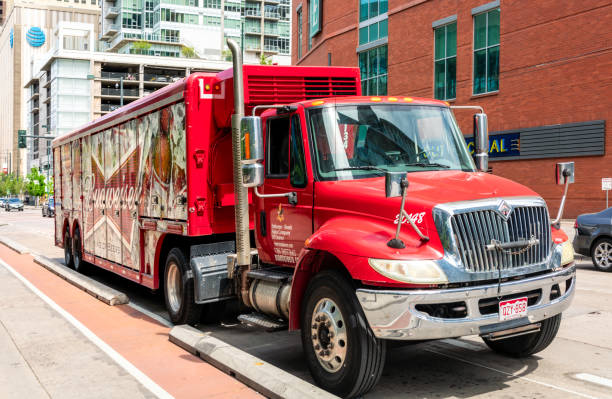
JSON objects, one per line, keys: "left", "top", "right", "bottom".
{"left": 450, "top": 206, "right": 551, "bottom": 272}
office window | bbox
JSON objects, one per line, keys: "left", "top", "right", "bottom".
{"left": 434, "top": 22, "right": 456, "bottom": 100}
{"left": 297, "top": 8, "right": 302, "bottom": 58}
{"left": 359, "top": 0, "right": 388, "bottom": 22}
{"left": 473, "top": 7, "right": 500, "bottom": 94}
{"left": 358, "top": 45, "right": 387, "bottom": 95}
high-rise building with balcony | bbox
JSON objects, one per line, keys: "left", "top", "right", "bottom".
{"left": 100, "top": 0, "right": 291, "bottom": 65}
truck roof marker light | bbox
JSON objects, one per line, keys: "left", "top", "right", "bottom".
{"left": 205, "top": 84, "right": 211, "bottom": 91}
{"left": 388, "top": 97, "right": 398, "bottom": 102}
{"left": 311, "top": 100, "right": 325, "bottom": 106}
{"left": 371, "top": 97, "right": 382, "bottom": 102}
{"left": 444, "top": 101, "right": 450, "bottom": 106}
{"left": 403, "top": 97, "right": 414, "bottom": 102}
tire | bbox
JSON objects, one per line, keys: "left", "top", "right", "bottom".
{"left": 301, "top": 270, "right": 386, "bottom": 398}
{"left": 163, "top": 248, "right": 202, "bottom": 325}
{"left": 64, "top": 230, "right": 73, "bottom": 268}
{"left": 482, "top": 314, "right": 562, "bottom": 358}
{"left": 72, "top": 226, "right": 86, "bottom": 273}
{"left": 591, "top": 238, "right": 612, "bottom": 272}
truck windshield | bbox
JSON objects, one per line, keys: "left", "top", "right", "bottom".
{"left": 307, "top": 104, "right": 475, "bottom": 181}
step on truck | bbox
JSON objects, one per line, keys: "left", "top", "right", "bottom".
{"left": 52, "top": 40, "right": 576, "bottom": 397}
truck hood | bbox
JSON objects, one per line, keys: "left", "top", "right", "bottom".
{"left": 313, "top": 170, "right": 540, "bottom": 258}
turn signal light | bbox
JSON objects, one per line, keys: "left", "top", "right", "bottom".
{"left": 311, "top": 100, "right": 325, "bottom": 106}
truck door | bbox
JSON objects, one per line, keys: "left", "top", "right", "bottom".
{"left": 256, "top": 112, "right": 313, "bottom": 266}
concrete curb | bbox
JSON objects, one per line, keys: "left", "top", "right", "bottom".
{"left": 170, "top": 325, "right": 339, "bottom": 399}
{"left": 0, "top": 237, "right": 31, "bottom": 254}
{"left": 32, "top": 255, "right": 129, "bottom": 306}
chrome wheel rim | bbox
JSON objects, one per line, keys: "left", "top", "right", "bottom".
{"left": 311, "top": 298, "right": 348, "bottom": 373}
{"left": 594, "top": 242, "right": 612, "bottom": 269}
{"left": 166, "top": 261, "right": 182, "bottom": 313}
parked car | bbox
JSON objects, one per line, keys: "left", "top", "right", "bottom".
{"left": 5, "top": 198, "right": 24, "bottom": 212}
{"left": 42, "top": 197, "right": 55, "bottom": 217}
{"left": 0, "top": 198, "right": 7, "bottom": 208}
{"left": 573, "top": 207, "right": 612, "bottom": 271}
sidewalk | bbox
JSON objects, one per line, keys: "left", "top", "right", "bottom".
{"left": 0, "top": 259, "right": 155, "bottom": 399}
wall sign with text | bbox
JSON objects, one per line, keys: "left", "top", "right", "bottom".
{"left": 465, "top": 133, "right": 520, "bottom": 158}
{"left": 309, "top": 0, "right": 321, "bottom": 37}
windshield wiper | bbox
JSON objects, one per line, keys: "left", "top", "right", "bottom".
{"left": 333, "top": 166, "right": 387, "bottom": 173}
{"left": 402, "top": 162, "right": 450, "bottom": 169}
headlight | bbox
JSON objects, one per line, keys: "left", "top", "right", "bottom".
{"left": 560, "top": 240, "right": 574, "bottom": 265}
{"left": 368, "top": 259, "right": 448, "bottom": 284}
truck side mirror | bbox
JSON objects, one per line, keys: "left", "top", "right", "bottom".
{"left": 473, "top": 113, "right": 489, "bottom": 172}
{"left": 385, "top": 171, "right": 406, "bottom": 198}
{"left": 240, "top": 116, "right": 264, "bottom": 187}
{"left": 555, "top": 162, "right": 575, "bottom": 185}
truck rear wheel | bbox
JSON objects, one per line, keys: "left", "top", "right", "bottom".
{"left": 64, "top": 230, "right": 73, "bottom": 268}
{"left": 164, "top": 248, "right": 202, "bottom": 325}
{"left": 482, "top": 314, "right": 562, "bottom": 358}
{"left": 72, "top": 226, "right": 85, "bottom": 273}
{"left": 301, "top": 270, "right": 386, "bottom": 398}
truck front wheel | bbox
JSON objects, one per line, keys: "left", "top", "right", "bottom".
{"left": 482, "top": 314, "right": 562, "bottom": 358}
{"left": 164, "top": 248, "right": 202, "bottom": 325}
{"left": 64, "top": 231, "right": 73, "bottom": 268}
{"left": 301, "top": 270, "right": 386, "bottom": 398}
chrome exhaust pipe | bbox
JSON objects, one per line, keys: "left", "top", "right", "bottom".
{"left": 226, "top": 38, "right": 250, "bottom": 268}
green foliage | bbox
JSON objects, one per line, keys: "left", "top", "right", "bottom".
{"left": 259, "top": 53, "right": 273, "bottom": 65}
{"left": 222, "top": 49, "right": 232, "bottom": 61}
{"left": 46, "top": 176, "right": 54, "bottom": 195}
{"left": 26, "top": 168, "right": 46, "bottom": 198}
{"left": 132, "top": 40, "right": 152, "bottom": 51}
{"left": 181, "top": 46, "right": 197, "bottom": 58}
{"left": 0, "top": 174, "right": 8, "bottom": 197}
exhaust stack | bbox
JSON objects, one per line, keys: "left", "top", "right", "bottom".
{"left": 227, "top": 38, "right": 251, "bottom": 268}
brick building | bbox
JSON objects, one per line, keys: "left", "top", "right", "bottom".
{"left": 292, "top": 0, "right": 612, "bottom": 218}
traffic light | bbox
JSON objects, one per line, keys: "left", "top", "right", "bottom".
{"left": 18, "top": 130, "right": 26, "bottom": 149}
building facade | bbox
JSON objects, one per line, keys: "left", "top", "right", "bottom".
{"left": 100, "top": 0, "right": 291, "bottom": 65}
{"left": 0, "top": 0, "right": 100, "bottom": 176}
{"left": 25, "top": 22, "right": 230, "bottom": 181}
{"left": 292, "top": 0, "right": 612, "bottom": 218}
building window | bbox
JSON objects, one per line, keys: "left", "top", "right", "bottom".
{"left": 473, "top": 7, "right": 500, "bottom": 94}
{"left": 359, "top": 0, "right": 388, "bottom": 22}
{"left": 297, "top": 8, "right": 302, "bottom": 59}
{"left": 359, "top": 45, "right": 387, "bottom": 95}
{"left": 434, "top": 22, "right": 456, "bottom": 100}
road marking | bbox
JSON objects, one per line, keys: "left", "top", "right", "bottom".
{"left": 0, "top": 258, "right": 174, "bottom": 399}
{"left": 425, "top": 348, "right": 600, "bottom": 399}
{"left": 440, "top": 338, "right": 486, "bottom": 351}
{"left": 575, "top": 373, "right": 612, "bottom": 389}
{"left": 128, "top": 302, "right": 173, "bottom": 328}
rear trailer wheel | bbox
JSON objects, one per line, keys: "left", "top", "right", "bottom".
{"left": 64, "top": 231, "right": 73, "bottom": 268}
{"left": 72, "top": 227, "right": 85, "bottom": 273}
{"left": 301, "top": 271, "right": 386, "bottom": 398}
{"left": 164, "top": 248, "right": 202, "bottom": 325}
{"left": 482, "top": 314, "right": 562, "bottom": 358}
{"left": 592, "top": 238, "right": 612, "bottom": 272}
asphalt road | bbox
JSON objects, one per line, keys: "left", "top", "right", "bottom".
{"left": 2, "top": 208, "right": 612, "bottom": 398}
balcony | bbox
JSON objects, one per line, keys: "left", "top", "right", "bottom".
{"left": 102, "top": 24, "right": 120, "bottom": 39}
{"left": 143, "top": 73, "right": 182, "bottom": 84}
{"left": 245, "top": 26, "right": 261, "bottom": 35}
{"left": 100, "top": 71, "right": 139, "bottom": 81}
{"left": 263, "top": 44, "right": 279, "bottom": 53}
{"left": 100, "top": 88, "right": 139, "bottom": 97}
{"left": 245, "top": 9, "right": 261, "bottom": 18}
{"left": 246, "top": 43, "right": 262, "bottom": 51}
{"left": 106, "top": 31, "right": 181, "bottom": 52}
{"left": 264, "top": 27, "right": 279, "bottom": 36}
{"left": 101, "top": 104, "right": 121, "bottom": 113}
{"left": 104, "top": 6, "right": 119, "bottom": 19}
{"left": 264, "top": 11, "right": 279, "bottom": 19}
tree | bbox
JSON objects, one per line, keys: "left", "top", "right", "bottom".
{"left": 0, "top": 174, "right": 8, "bottom": 197}
{"left": 7, "top": 174, "right": 25, "bottom": 196}
{"left": 46, "top": 176, "right": 54, "bottom": 196}
{"left": 26, "top": 167, "right": 46, "bottom": 199}
{"left": 222, "top": 49, "right": 232, "bottom": 61}
{"left": 132, "top": 40, "right": 152, "bottom": 55}
{"left": 259, "top": 53, "right": 272, "bottom": 65}
{"left": 181, "top": 46, "right": 197, "bottom": 58}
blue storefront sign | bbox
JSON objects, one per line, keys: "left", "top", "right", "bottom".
{"left": 465, "top": 132, "right": 520, "bottom": 158}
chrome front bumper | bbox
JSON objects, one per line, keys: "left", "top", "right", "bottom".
{"left": 356, "top": 265, "right": 575, "bottom": 340}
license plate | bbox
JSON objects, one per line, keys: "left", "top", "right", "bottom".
{"left": 499, "top": 297, "right": 528, "bottom": 321}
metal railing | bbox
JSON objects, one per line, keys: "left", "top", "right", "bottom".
{"left": 245, "top": 8, "right": 261, "bottom": 17}
{"left": 101, "top": 88, "right": 139, "bottom": 97}
{"left": 101, "top": 104, "right": 121, "bottom": 112}
{"left": 100, "top": 71, "right": 139, "bottom": 81}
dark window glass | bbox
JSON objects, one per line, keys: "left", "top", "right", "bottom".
{"left": 266, "top": 118, "right": 290, "bottom": 178}
{"left": 433, "top": 22, "right": 457, "bottom": 100}
{"left": 359, "top": 0, "right": 368, "bottom": 22}
{"left": 473, "top": 8, "right": 500, "bottom": 94}
{"left": 290, "top": 115, "right": 307, "bottom": 188}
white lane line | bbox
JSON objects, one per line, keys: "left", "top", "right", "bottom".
{"left": 575, "top": 373, "right": 612, "bottom": 389}
{"left": 440, "top": 338, "right": 486, "bottom": 351}
{"left": 128, "top": 302, "right": 173, "bottom": 328}
{"left": 425, "top": 348, "right": 600, "bottom": 399}
{"left": 0, "top": 258, "right": 174, "bottom": 399}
